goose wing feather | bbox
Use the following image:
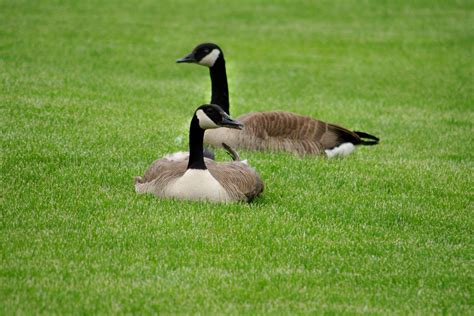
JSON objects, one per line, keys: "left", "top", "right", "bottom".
{"left": 321, "top": 123, "right": 361, "bottom": 149}
{"left": 236, "top": 111, "right": 362, "bottom": 153}
{"left": 206, "top": 160, "right": 264, "bottom": 202}
{"left": 135, "top": 159, "right": 188, "bottom": 195}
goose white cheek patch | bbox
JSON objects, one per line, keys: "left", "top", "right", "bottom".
{"left": 196, "top": 109, "right": 219, "bottom": 129}
{"left": 198, "top": 49, "right": 220, "bottom": 67}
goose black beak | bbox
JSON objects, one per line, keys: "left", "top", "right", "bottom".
{"left": 220, "top": 114, "right": 244, "bottom": 130}
{"left": 176, "top": 52, "right": 196, "bottom": 63}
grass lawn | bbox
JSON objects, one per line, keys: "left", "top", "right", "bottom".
{"left": 1, "top": 0, "right": 473, "bottom": 314}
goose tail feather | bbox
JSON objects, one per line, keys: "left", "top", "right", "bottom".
{"left": 354, "top": 131, "right": 380, "bottom": 146}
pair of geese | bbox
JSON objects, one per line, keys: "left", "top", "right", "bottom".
{"left": 135, "top": 43, "right": 379, "bottom": 203}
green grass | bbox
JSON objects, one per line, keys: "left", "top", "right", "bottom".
{"left": 1, "top": 0, "right": 473, "bottom": 314}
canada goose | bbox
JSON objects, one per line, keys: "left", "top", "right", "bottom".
{"left": 135, "top": 104, "right": 264, "bottom": 203}
{"left": 176, "top": 43, "right": 379, "bottom": 157}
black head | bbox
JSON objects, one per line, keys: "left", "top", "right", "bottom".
{"left": 176, "top": 43, "right": 223, "bottom": 67}
{"left": 194, "top": 104, "right": 242, "bottom": 130}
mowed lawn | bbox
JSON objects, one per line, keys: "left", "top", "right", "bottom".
{"left": 1, "top": 0, "right": 472, "bottom": 314}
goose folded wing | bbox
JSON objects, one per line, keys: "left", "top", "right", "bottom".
{"left": 207, "top": 161, "right": 264, "bottom": 202}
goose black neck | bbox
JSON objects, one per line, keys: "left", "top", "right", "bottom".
{"left": 209, "top": 57, "right": 230, "bottom": 115}
{"left": 187, "top": 116, "right": 206, "bottom": 170}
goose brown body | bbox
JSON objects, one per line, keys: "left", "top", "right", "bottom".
{"left": 205, "top": 111, "right": 370, "bottom": 155}
{"left": 135, "top": 158, "right": 263, "bottom": 202}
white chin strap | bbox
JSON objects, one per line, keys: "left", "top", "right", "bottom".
{"left": 198, "top": 49, "right": 221, "bottom": 67}
{"left": 196, "top": 109, "right": 219, "bottom": 129}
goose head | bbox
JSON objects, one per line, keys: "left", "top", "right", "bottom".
{"left": 176, "top": 43, "right": 223, "bottom": 68}
{"left": 194, "top": 104, "right": 242, "bottom": 130}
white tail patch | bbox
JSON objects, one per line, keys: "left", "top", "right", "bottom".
{"left": 325, "top": 142, "right": 356, "bottom": 158}
{"left": 198, "top": 48, "right": 220, "bottom": 67}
